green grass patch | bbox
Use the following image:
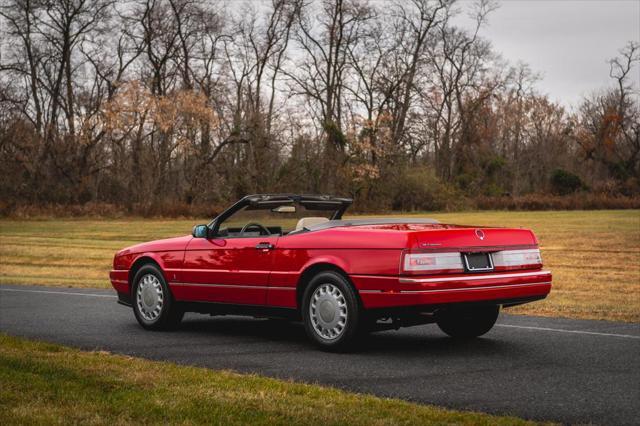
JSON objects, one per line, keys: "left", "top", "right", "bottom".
{"left": 1, "top": 210, "right": 639, "bottom": 322}
{"left": 0, "top": 333, "right": 549, "bottom": 425}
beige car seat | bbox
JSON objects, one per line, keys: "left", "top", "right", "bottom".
{"left": 295, "top": 217, "right": 329, "bottom": 231}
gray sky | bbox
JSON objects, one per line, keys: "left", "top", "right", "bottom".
{"left": 455, "top": 0, "right": 640, "bottom": 109}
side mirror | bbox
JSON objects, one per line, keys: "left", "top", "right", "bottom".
{"left": 192, "top": 224, "right": 209, "bottom": 238}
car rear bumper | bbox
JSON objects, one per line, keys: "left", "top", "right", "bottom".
{"left": 351, "top": 269, "right": 552, "bottom": 309}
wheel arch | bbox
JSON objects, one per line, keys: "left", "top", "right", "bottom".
{"left": 128, "top": 255, "right": 163, "bottom": 291}
{"left": 296, "top": 262, "right": 360, "bottom": 312}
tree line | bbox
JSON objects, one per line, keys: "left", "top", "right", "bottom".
{"left": 0, "top": 0, "right": 638, "bottom": 215}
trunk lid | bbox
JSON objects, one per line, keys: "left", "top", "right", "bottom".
{"left": 405, "top": 225, "right": 538, "bottom": 251}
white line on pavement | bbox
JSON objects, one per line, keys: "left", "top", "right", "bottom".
{"left": 496, "top": 324, "right": 640, "bottom": 340}
{"left": 0, "top": 288, "right": 117, "bottom": 298}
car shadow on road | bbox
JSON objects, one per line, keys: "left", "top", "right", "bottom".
{"left": 179, "top": 316, "right": 308, "bottom": 343}
{"left": 175, "top": 315, "right": 514, "bottom": 357}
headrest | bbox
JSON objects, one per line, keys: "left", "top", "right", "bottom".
{"left": 295, "top": 217, "right": 329, "bottom": 231}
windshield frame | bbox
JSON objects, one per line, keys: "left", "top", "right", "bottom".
{"left": 208, "top": 194, "right": 352, "bottom": 236}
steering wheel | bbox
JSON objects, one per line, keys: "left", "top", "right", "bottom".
{"left": 240, "top": 222, "right": 271, "bottom": 236}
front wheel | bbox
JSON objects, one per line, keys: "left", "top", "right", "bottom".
{"left": 302, "top": 271, "right": 361, "bottom": 351}
{"left": 132, "top": 264, "right": 183, "bottom": 330}
{"left": 436, "top": 305, "right": 499, "bottom": 339}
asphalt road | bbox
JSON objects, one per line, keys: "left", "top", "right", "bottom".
{"left": 1, "top": 284, "right": 639, "bottom": 425}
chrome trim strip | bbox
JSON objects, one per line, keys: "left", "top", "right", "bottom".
{"left": 359, "top": 281, "right": 551, "bottom": 294}
{"left": 169, "top": 269, "right": 271, "bottom": 274}
{"left": 170, "top": 282, "right": 258, "bottom": 289}
{"left": 399, "top": 270, "right": 551, "bottom": 284}
{"left": 169, "top": 282, "right": 295, "bottom": 291}
{"left": 350, "top": 275, "right": 396, "bottom": 280}
{"left": 399, "top": 281, "right": 551, "bottom": 294}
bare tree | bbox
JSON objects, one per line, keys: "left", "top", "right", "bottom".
{"left": 0, "top": 0, "right": 44, "bottom": 135}
{"left": 388, "top": 0, "right": 450, "bottom": 145}
{"left": 421, "top": 0, "right": 497, "bottom": 181}
{"left": 289, "top": 0, "right": 372, "bottom": 148}
{"left": 574, "top": 42, "right": 640, "bottom": 188}
{"left": 0, "top": 0, "right": 638, "bottom": 213}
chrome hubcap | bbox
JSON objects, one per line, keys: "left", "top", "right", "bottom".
{"left": 136, "top": 274, "right": 164, "bottom": 322}
{"left": 309, "top": 283, "right": 348, "bottom": 340}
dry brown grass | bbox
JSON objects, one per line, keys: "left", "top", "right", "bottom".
{"left": 1, "top": 210, "right": 638, "bottom": 322}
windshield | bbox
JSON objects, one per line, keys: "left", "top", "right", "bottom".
{"left": 217, "top": 202, "right": 338, "bottom": 237}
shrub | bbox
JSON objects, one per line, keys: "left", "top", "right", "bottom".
{"left": 390, "top": 168, "right": 468, "bottom": 211}
{"left": 550, "top": 169, "right": 584, "bottom": 195}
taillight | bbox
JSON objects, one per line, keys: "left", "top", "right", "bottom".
{"left": 402, "top": 247, "right": 542, "bottom": 275}
{"left": 402, "top": 251, "right": 464, "bottom": 274}
{"left": 492, "top": 249, "right": 542, "bottom": 270}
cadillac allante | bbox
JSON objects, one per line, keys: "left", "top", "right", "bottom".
{"left": 110, "top": 194, "right": 552, "bottom": 350}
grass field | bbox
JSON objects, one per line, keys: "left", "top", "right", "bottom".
{"left": 0, "top": 333, "right": 548, "bottom": 425}
{"left": 0, "top": 210, "right": 638, "bottom": 322}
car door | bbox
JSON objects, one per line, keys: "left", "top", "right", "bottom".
{"left": 175, "top": 235, "right": 279, "bottom": 305}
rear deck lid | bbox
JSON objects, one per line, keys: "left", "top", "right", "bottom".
{"left": 407, "top": 225, "right": 538, "bottom": 251}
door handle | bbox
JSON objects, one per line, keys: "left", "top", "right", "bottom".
{"left": 255, "top": 242, "right": 274, "bottom": 251}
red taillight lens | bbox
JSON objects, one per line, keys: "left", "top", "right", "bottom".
{"left": 402, "top": 251, "right": 464, "bottom": 274}
{"left": 409, "top": 256, "right": 435, "bottom": 266}
{"left": 492, "top": 249, "right": 542, "bottom": 270}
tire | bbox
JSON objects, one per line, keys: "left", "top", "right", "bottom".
{"left": 302, "top": 271, "right": 361, "bottom": 351}
{"left": 436, "top": 305, "right": 499, "bottom": 339}
{"left": 132, "top": 264, "right": 184, "bottom": 331}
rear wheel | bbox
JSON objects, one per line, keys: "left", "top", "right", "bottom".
{"left": 132, "top": 264, "right": 183, "bottom": 330}
{"left": 302, "top": 271, "right": 361, "bottom": 351}
{"left": 436, "top": 305, "right": 499, "bottom": 339}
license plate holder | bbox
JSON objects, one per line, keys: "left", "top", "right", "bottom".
{"left": 463, "top": 252, "right": 494, "bottom": 272}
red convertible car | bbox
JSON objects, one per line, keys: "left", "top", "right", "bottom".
{"left": 110, "top": 194, "right": 551, "bottom": 350}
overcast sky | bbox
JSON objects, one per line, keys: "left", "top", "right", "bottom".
{"left": 454, "top": 0, "right": 640, "bottom": 109}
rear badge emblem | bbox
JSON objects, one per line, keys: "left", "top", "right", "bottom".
{"left": 475, "top": 229, "right": 485, "bottom": 240}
